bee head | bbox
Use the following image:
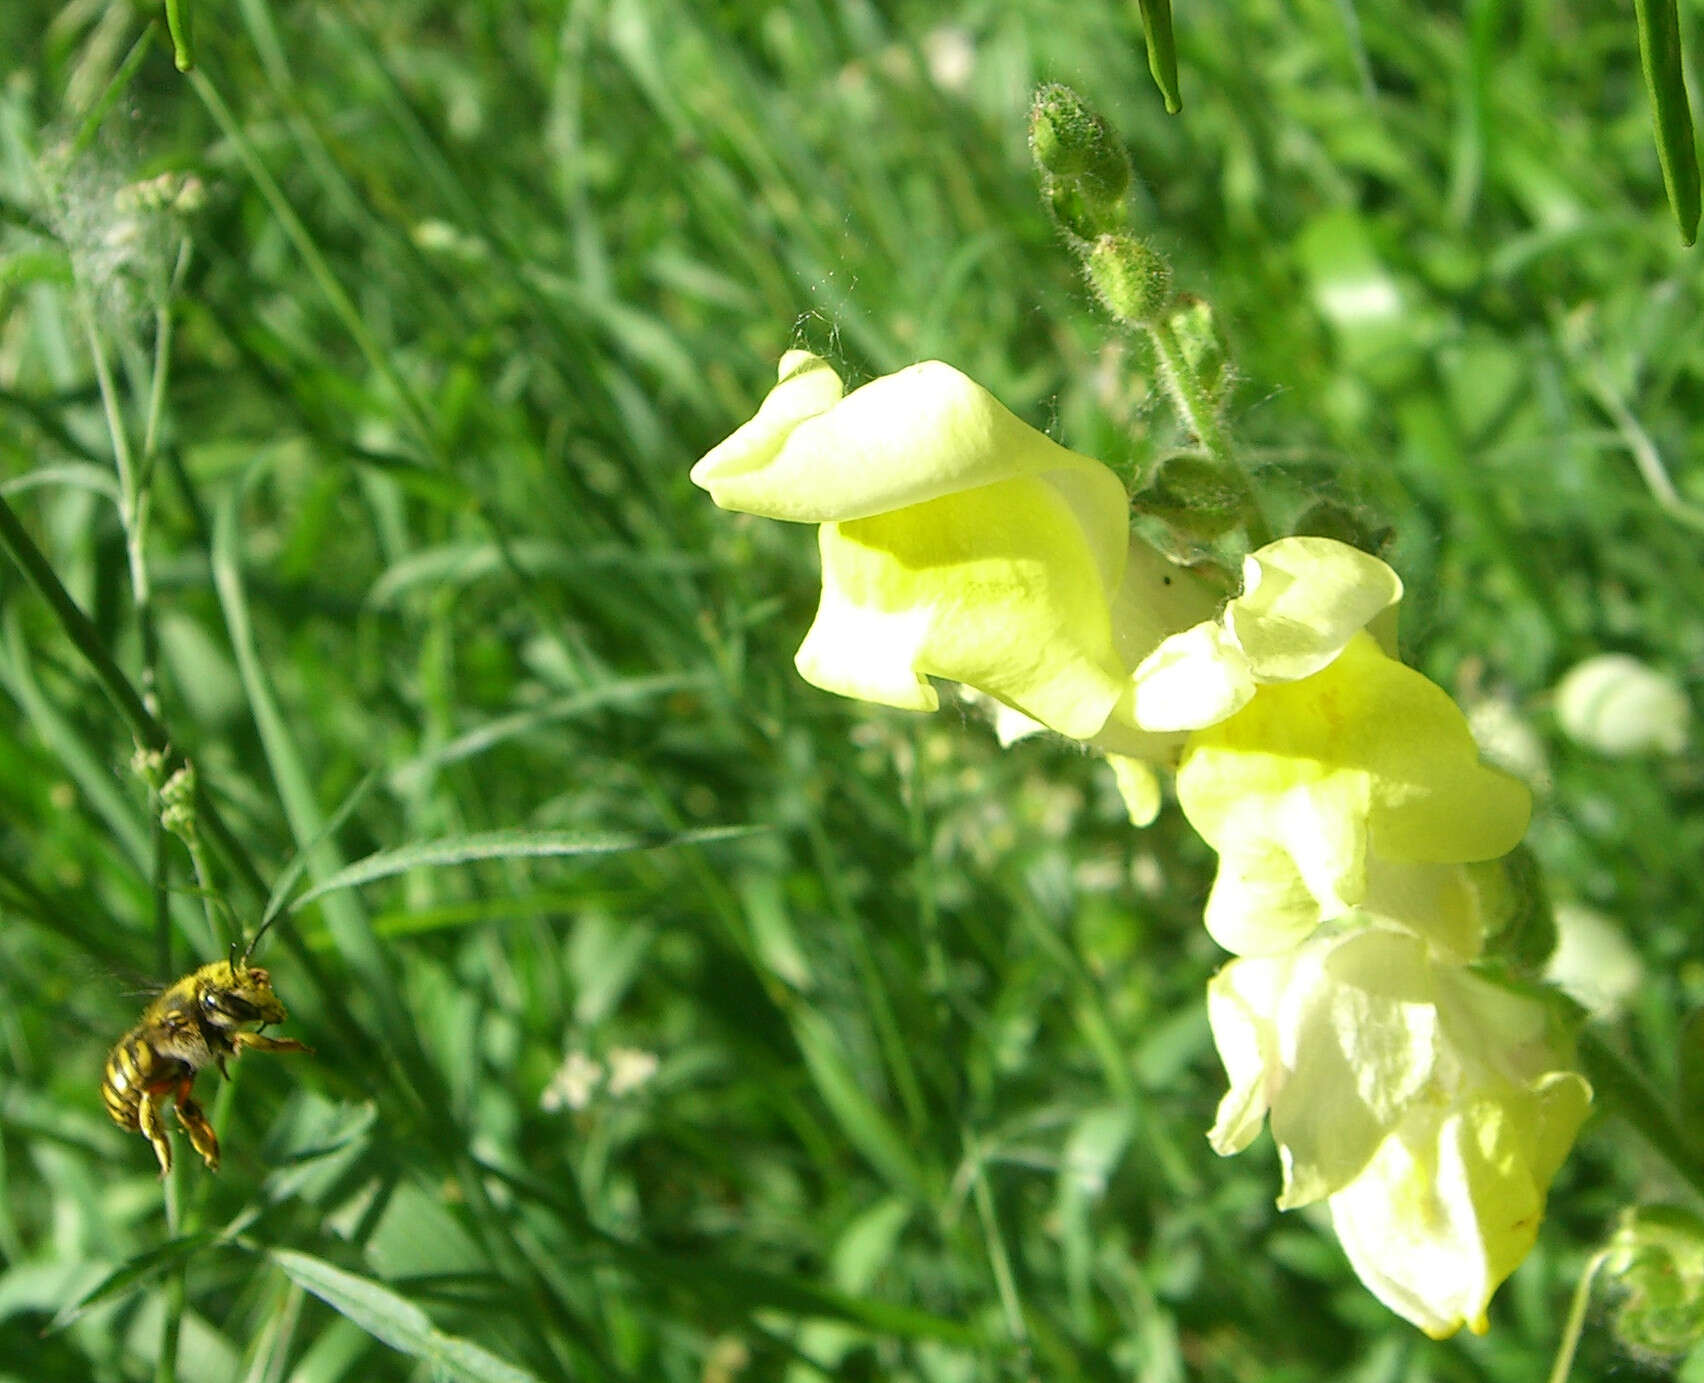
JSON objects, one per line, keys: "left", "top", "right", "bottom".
{"left": 198, "top": 959, "right": 289, "bottom": 1029}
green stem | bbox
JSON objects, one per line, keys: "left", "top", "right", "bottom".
{"left": 156, "top": 1165, "right": 185, "bottom": 1383}
{"left": 1545, "top": 1248, "right": 1609, "bottom": 1383}
{"left": 964, "top": 1131, "right": 1028, "bottom": 1350}
{"left": 1145, "top": 317, "right": 1233, "bottom": 468}
{"left": 0, "top": 492, "right": 268, "bottom": 903}
{"left": 1580, "top": 1028, "right": 1704, "bottom": 1202}
{"left": 1143, "top": 317, "right": 1272, "bottom": 547}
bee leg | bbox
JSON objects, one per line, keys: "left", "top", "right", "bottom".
{"left": 172, "top": 1082, "right": 221, "bottom": 1172}
{"left": 232, "top": 1032, "right": 314, "bottom": 1056}
{"left": 138, "top": 1093, "right": 173, "bottom": 1177}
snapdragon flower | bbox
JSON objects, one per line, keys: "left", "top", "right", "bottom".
{"left": 1124, "top": 539, "right": 1531, "bottom": 955}
{"left": 1208, "top": 926, "right": 1591, "bottom": 1337}
{"left": 691, "top": 352, "right": 1214, "bottom": 756}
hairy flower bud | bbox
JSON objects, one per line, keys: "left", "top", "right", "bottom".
{"left": 1086, "top": 234, "right": 1173, "bottom": 328}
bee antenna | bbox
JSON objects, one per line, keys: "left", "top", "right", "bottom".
{"left": 240, "top": 910, "right": 281, "bottom": 965}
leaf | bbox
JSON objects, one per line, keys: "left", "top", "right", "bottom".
{"left": 1633, "top": 0, "right": 1702, "bottom": 244}
{"left": 287, "top": 825, "right": 759, "bottom": 913}
{"left": 46, "top": 1235, "right": 217, "bottom": 1332}
{"left": 257, "top": 770, "right": 379, "bottom": 939}
{"left": 366, "top": 540, "right": 700, "bottom": 607}
{"left": 272, "top": 1249, "right": 540, "bottom": 1383}
{"left": 1136, "top": 0, "right": 1182, "bottom": 115}
{"left": 787, "top": 1006, "right": 930, "bottom": 1201}
{"left": 384, "top": 674, "right": 702, "bottom": 796}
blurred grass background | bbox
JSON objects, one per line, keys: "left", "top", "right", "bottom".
{"left": 2, "top": 1, "right": 1703, "bottom": 1379}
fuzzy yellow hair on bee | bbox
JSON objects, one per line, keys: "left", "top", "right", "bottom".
{"left": 101, "top": 954, "right": 310, "bottom": 1174}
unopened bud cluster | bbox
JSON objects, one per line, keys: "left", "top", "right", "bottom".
{"left": 1028, "top": 85, "right": 1131, "bottom": 243}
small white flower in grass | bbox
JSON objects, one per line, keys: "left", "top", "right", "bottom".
{"left": 540, "top": 1050, "right": 602, "bottom": 1112}
{"left": 1545, "top": 903, "right": 1643, "bottom": 1021}
{"left": 606, "top": 1047, "right": 660, "bottom": 1097}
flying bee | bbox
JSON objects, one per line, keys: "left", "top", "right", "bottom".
{"left": 101, "top": 936, "right": 311, "bottom": 1175}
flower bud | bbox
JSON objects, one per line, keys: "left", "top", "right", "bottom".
{"left": 1166, "top": 294, "right": 1231, "bottom": 406}
{"left": 1030, "top": 86, "right": 1133, "bottom": 242}
{"left": 1605, "top": 1205, "right": 1704, "bottom": 1357}
{"left": 1132, "top": 453, "right": 1247, "bottom": 540}
{"left": 1028, "top": 85, "right": 1131, "bottom": 199}
{"left": 1086, "top": 234, "right": 1172, "bottom": 328}
{"left": 1554, "top": 653, "right": 1690, "bottom": 756}
{"left": 1043, "top": 180, "right": 1129, "bottom": 243}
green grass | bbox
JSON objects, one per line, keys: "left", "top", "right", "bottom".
{"left": 2, "top": 1, "right": 1703, "bottom": 1379}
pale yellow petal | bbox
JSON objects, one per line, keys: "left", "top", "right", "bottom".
{"left": 1130, "top": 622, "right": 1256, "bottom": 732}
{"left": 1227, "top": 537, "right": 1404, "bottom": 682}
{"left": 694, "top": 357, "right": 1128, "bottom": 547}
{"left": 793, "top": 477, "right": 1129, "bottom": 738}
{"left": 1104, "top": 754, "right": 1162, "bottom": 826}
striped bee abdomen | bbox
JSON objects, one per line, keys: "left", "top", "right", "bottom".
{"left": 100, "top": 1030, "right": 186, "bottom": 1132}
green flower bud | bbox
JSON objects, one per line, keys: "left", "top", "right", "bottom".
{"left": 1042, "top": 180, "right": 1129, "bottom": 243}
{"left": 1472, "top": 845, "right": 1557, "bottom": 973}
{"left": 1132, "top": 453, "right": 1246, "bottom": 540}
{"left": 1086, "top": 234, "right": 1172, "bottom": 327}
{"left": 1291, "top": 500, "right": 1394, "bottom": 557}
{"left": 1031, "top": 86, "right": 1133, "bottom": 242}
{"left": 1028, "top": 85, "right": 1131, "bottom": 200}
{"left": 1606, "top": 1205, "right": 1704, "bottom": 1358}
{"left": 1167, "top": 294, "right": 1231, "bottom": 405}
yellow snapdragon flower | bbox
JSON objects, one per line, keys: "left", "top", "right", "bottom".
{"left": 1126, "top": 538, "right": 1531, "bottom": 955}
{"left": 692, "top": 352, "right": 1213, "bottom": 757}
{"left": 1207, "top": 927, "right": 1591, "bottom": 1337}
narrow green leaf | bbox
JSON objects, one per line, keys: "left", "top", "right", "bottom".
{"left": 212, "top": 462, "right": 393, "bottom": 994}
{"left": 163, "top": 0, "right": 195, "bottom": 70}
{"left": 0, "top": 461, "right": 121, "bottom": 502}
{"left": 258, "top": 771, "right": 379, "bottom": 938}
{"left": 473, "top": 1161, "right": 977, "bottom": 1346}
{"left": 385, "top": 675, "right": 702, "bottom": 796}
{"left": 1136, "top": 0, "right": 1183, "bottom": 114}
{"left": 1634, "top": 0, "right": 1702, "bottom": 244}
{"left": 68, "top": 30, "right": 155, "bottom": 158}
{"left": 271, "top": 1249, "right": 540, "bottom": 1383}
{"left": 366, "top": 540, "right": 699, "bottom": 607}
{"left": 287, "top": 825, "right": 759, "bottom": 913}
{"left": 0, "top": 249, "right": 75, "bottom": 292}
{"left": 47, "top": 1235, "right": 217, "bottom": 1332}
{"left": 0, "top": 610, "right": 149, "bottom": 868}
{"left": 599, "top": 1238, "right": 982, "bottom": 1346}
{"left": 787, "top": 1007, "right": 930, "bottom": 1201}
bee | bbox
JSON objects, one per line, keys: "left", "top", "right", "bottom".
{"left": 101, "top": 945, "right": 311, "bottom": 1175}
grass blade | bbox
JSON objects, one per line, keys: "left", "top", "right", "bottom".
{"left": 1137, "top": 0, "right": 1183, "bottom": 114}
{"left": 271, "top": 1249, "right": 540, "bottom": 1383}
{"left": 47, "top": 1235, "right": 218, "bottom": 1332}
{"left": 1633, "top": 0, "right": 1702, "bottom": 243}
{"left": 287, "top": 825, "right": 759, "bottom": 913}
{"left": 257, "top": 770, "right": 378, "bottom": 939}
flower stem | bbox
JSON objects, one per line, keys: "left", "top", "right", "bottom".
{"left": 1146, "top": 316, "right": 1230, "bottom": 465}
{"left": 0, "top": 491, "right": 268, "bottom": 902}
{"left": 1579, "top": 1028, "right": 1704, "bottom": 1201}
{"left": 1143, "top": 317, "right": 1272, "bottom": 547}
{"left": 1545, "top": 1248, "right": 1609, "bottom": 1383}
